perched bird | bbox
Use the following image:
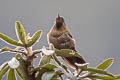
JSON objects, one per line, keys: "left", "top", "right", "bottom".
{"left": 47, "top": 14, "right": 86, "bottom": 71}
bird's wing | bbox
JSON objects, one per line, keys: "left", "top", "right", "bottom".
{"left": 67, "top": 32, "right": 73, "bottom": 38}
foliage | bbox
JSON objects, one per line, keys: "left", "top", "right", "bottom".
{"left": 0, "top": 22, "right": 120, "bottom": 80}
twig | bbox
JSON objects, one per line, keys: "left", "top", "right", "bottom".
{"left": 59, "top": 75, "right": 63, "bottom": 80}
{"left": 27, "top": 49, "right": 42, "bottom": 60}
{"left": 76, "top": 70, "right": 83, "bottom": 77}
{"left": 32, "top": 67, "right": 41, "bottom": 72}
{"left": 26, "top": 49, "right": 42, "bottom": 61}
{"left": 52, "top": 54, "right": 70, "bottom": 73}
{"left": 0, "top": 49, "right": 27, "bottom": 56}
{"left": 77, "top": 72, "right": 90, "bottom": 79}
{"left": 33, "top": 49, "right": 42, "bottom": 55}
{"left": 9, "top": 49, "right": 27, "bottom": 56}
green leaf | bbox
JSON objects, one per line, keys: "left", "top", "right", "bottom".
{"left": 88, "top": 75, "right": 115, "bottom": 80}
{"left": 51, "top": 70, "right": 63, "bottom": 80}
{"left": 15, "top": 21, "right": 26, "bottom": 44}
{"left": 39, "top": 55, "right": 51, "bottom": 67}
{"left": 55, "top": 49, "right": 83, "bottom": 59}
{"left": 97, "top": 58, "right": 114, "bottom": 70}
{"left": 0, "top": 33, "right": 24, "bottom": 47}
{"left": 36, "top": 66, "right": 62, "bottom": 80}
{"left": 114, "top": 75, "right": 120, "bottom": 79}
{"left": 27, "top": 30, "right": 42, "bottom": 47}
{"left": 41, "top": 64, "right": 57, "bottom": 70}
{"left": 15, "top": 54, "right": 29, "bottom": 80}
{"left": 7, "top": 68, "right": 16, "bottom": 80}
{"left": 36, "top": 64, "right": 58, "bottom": 80}
{"left": 36, "top": 68, "right": 54, "bottom": 80}
{"left": 42, "top": 71, "right": 57, "bottom": 80}
{"left": 86, "top": 68, "right": 114, "bottom": 77}
{"left": 0, "top": 47, "right": 10, "bottom": 53}
{"left": 0, "top": 62, "right": 10, "bottom": 80}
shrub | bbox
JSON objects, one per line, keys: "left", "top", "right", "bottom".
{"left": 0, "top": 22, "right": 120, "bottom": 80}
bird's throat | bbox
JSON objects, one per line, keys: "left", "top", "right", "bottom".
{"left": 56, "top": 22, "right": 63, "bottom": 30}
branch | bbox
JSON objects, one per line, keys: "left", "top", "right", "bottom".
{"left": 52, "top": 54, "right": 70, "bottom": 73}
{"left": 59, "top": 75, "right": 63, "bottom": 80}
{"left": 0, "top": 49, "right": 27, "bottom": 56}
{"left": 77, "top": 72, "right": 90, "bottom": 79}
{"left": 27, "top": 49, "right": 42, "bottom": 60}
{"left": 76, "top": 70, "right": 83, "bottom": 77}
{"left": 33, "top": 49, "right": 42, "bottom": 54}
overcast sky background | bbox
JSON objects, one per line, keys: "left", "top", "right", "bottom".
{"left": 0, "top": 0, "right": 120, "bottom": 78}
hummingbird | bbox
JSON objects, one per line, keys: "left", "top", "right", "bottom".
{"left": 47, "top": 14, "right": 86, "bottom": 71}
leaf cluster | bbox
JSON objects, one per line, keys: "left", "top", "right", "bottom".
{"left": 0, "top": 22, "right": 120, "bottom": 80}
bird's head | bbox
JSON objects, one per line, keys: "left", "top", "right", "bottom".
{"left": 55, "top": 14, "right": 65, "bottom": 29}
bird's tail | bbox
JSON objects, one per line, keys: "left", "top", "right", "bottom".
{"left": 62, "top": 56, "right": 86, "bottom": 71}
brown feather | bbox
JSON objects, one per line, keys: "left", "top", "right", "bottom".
{"left": 47, "top": 16, "right": 86, "bottom": 70}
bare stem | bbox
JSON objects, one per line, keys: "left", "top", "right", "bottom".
{"left": 76, "top": 70, "right": 83, "bottom": 77}
{"left": 27, "top": 49, "right": 42, "bottom": 60}
{"left": 33, "top": 49, "right": 42, "bottom": 54}
{"left": 52, "top": 54, "right": 70, "bottom": 73}
{"left": 59, "top": 75, "right": 63, "bottom": 80}
{"left": 1, "top": 49, "right": 27, "bottom": 56}
{"left": 77, "top": 72, "right": 90, "bottom": 80}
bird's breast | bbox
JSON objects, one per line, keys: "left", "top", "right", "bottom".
{"left": 48, "top": 34, "right": 75, "bottom": 50}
